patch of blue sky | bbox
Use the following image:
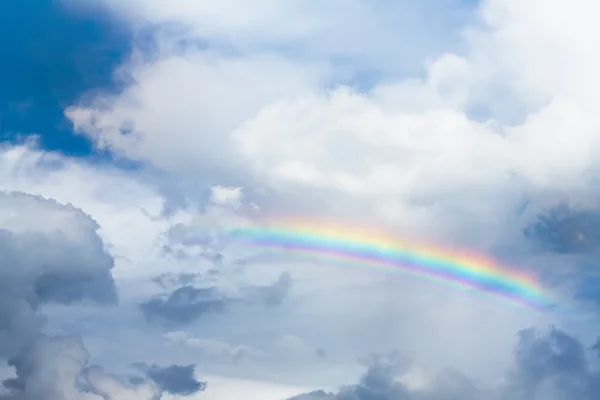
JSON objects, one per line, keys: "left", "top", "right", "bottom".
{"left": 0, "top": 0, "right": 133, "bottom": 157}
{"left": 0, "top": 0, "right": 483, "bottom": 160}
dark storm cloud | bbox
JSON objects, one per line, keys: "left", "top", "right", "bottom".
{"left": 289, "top": 328, "right": 600, "bottom": 400}
{"left": 0, "top": 0, "right": 132, "bottom": 155}
{"left": 135, "top": 364, "right": 207, "bottom": 396}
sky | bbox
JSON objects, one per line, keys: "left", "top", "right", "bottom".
{"left": 1, "top": 0, "right": 600, "bottom": 399}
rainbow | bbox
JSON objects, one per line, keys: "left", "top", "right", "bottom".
{"left": 225, "top": 219, "right": 553, "bottom": 311}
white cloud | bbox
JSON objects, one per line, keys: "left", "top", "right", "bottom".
{"left": 0, "top": 144, "right": 187, "bottom": 284}
{"left": 6, "top": 0, "right": 600, "bottom": 398}
{"left": 66, "top": 53, "right": 327, "bottom": 178}
{"left": 64, "top": 0, "right": 600, "bottom": 251}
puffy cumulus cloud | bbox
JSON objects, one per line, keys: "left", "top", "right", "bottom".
{"left": 82, "top": 366, "right": 161, "bottom": 400}
{"left": 64, "top": 0, "right": 600, "bottom": 254}
{"left": 0, "top": 143, "right": 193, "bottom": 284}
{"left": 10, "top": 0, "right": 600, "bottom": 398}
{"left": 466, "top": 0, "right": 600, "bottom": 114}
{"left": 0, "top": 191, "right": 117, "bottom": 359}
{"left": 0, "top": 192, "right": 148, "bottom": 400}
{"left": 0, "top": 188, "right": 204, "bottom": 400}
{"left": 1, "top": 335, "right": 164, "bottom": 400}
{"left": 3, "top": 335, "right": 96, "bottom": 400}
{"left": 289, "top": 328, "right": 600, "bottom": 400}
{"left": 66, "top": 52, "right": 326, "bottom": 178}
{"left": 63, "top": 0, "right": 474, "bottom": 181}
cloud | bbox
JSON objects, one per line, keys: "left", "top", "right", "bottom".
{"left": 1, "top": 335, "right": 166, "bottom": 400}
{"left": 140, "top": 286, "right": 227, "bottom": 324}
{"left": 2, "top": 335, "right": 95, "bottom": 400}
{"left": 140, "top": 271, "right": 292, "bottom": 325}
{"left": 83, "top": 366, "right": 161, "bottom": 400}
{"left": 524, "top": 204, "right": 600, "bottom": 254}
{"left": 198, "top": 375, "right": 315, "bottom": 400}
{"left": 152, "top": 273, "right": 200, "bottom": 289}
{"left": 0, "top": 143, "right": 189, "bottom": 283}
{"left": 0, "top": 190, "right": 208, "bottom": 400}
{"left": 66, "top": 53, "right": 326, "bottom": 178}
{"left": 4, "top": 0, "right": 600, "bottom": 398}
{"left": 162, "top": 331, "right": 323, "bottom": 367}
{"left": 0, "top": 192, "right": 159, "bottom": 400}
{"left": 0, "top": 192, "right": 117, "bottom": 358}
{"left": 95, "top": 0, "right": 472, "bottom": 79}
{"left": 64, "top": 0, "right": 600, "bottom": 253}
{"left": 164, "top": 331, "right": 259, "bottom": 363}
{"left": 134, "top": 364, "right": 206, "bottom": 396}
{"left": 64, "top": 0, "right": 477, "bottom": 177}
{"left": 245, "top": 271, "right": 293, "bottom": 307}
{"left": 289, "top": 327, "right": 600, "bottom": 399}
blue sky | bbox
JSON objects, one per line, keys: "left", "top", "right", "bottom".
{"left": 0, "top": 0, "right": 478, "bottom": 156}
{"left": 1, "top": 0, "right": 600, "bottom": 399}
{"left": 0, "top": 0, "right": 131, "bottom": 156}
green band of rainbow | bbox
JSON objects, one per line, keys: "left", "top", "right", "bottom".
{"left": 225, "top": 220, "right": 552, "bottom": 311}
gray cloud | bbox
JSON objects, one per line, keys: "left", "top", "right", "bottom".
{"left": 141, "top": 271, "right": 293, "bottom": 325}
{"left": 524, "top": 205, "right": 600, "bottom": 254}
{"left": 289, "top": 327, "right": 600, "bottom": 400}
{"left": 1, "top": 335, "right": 162, "bottom": 400}
{"left": 140, "top": 286, "right": 228, "bottom": 325}
{"left": 2, "top": 335, "right": 90, "bottom": 398}
{"left": 0, "top": 192, "right": 194, "bottom": 400}
{"left": 152, "top": 273, "right": 200, "bottom": 289}
{"left": 245, "top": 271, "right": 292, "bottom": 307}
{"left": 135, "top": 364, "right": 206, "bottom": 396}
{"left": 0, "top": 192, "right": 117, "bottom": 359}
